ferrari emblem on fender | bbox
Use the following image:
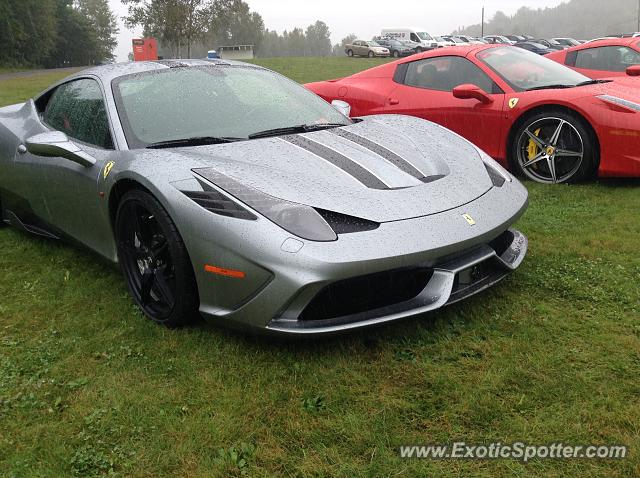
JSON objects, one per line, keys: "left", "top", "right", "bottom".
{"left": 103, "top": 161, "right": 115, "bottom": 180}
{"left": 508, "top": 98, "right": 519, "bottom": 109}
{"left": 462, "top": 213, "right": 476, "bottom": 226}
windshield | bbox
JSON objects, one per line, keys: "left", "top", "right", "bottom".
{"left": 417, "top": 32, "right": 433, "bottom": 41}
{"left": 477, "top": 46, "right": 590, "bottom": 91}
{"left": 112, "top": 66, "right": 350, "bottom": 149}
{"left": 367, "top": 41, "right": 381, "bottom": 47}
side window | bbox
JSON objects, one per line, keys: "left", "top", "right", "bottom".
{"left": 402, "top": 56, "right": 500, "bottom": 94}
{"left": 43, "top": 79, "right": 114, "bottom": 149}
{"left": 575, "top": 46, "right": 640, "bottom": 72}
{"left": 410, "top": 33, "right": 419, "bottom": 42}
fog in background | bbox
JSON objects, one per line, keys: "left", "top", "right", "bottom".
{"left": 109, "top": 0, "right": 640, "bottom": 61}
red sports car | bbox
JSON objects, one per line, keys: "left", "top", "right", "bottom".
{"left": 546, "top": 37, "right": 640, "bottom": 79}
{"left": 306, "top": 45, "right": 640, "bottom": 183}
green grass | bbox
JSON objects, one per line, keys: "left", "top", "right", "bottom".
{"left": 1, "top": 57, "right": 639, "bottom": 477}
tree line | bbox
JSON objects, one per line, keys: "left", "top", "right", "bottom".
{"left": 123, "top": 0, "right": 337, "bottom": 59}
{"left": 0, "top": 0, "right": 358, "bottom": 68}
{"left": 455, "top": 0, "right": 639, "bottom": 39}
{"left": 0, "top": 0, "right": 118, "bottom": 67}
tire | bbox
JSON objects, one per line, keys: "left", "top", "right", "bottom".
{"left": 115, "top": 189, "right": 199, "bottom": 327}
{"left": 347, "top": 49, "right": 354, "bottom": 57}
{"left": 415, "top": 47, "right": 423, "bottom": 53}
{"left": 509, "top": 109, "right": 598, "bottom": 184}
{"left": 392, "top": 50, "right": 400, "bottom": 58}
{"left": 368, "top": 50, "right": 374, "bottom": 58}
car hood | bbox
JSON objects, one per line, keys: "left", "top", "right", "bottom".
{"left": 152, "top": 115, "right": 493, "bottom": 223}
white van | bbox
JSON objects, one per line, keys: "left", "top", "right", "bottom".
{"left": 380, "top": 28, "right": 438, "bottom": 50}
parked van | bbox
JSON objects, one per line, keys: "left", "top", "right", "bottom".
{"left": 380, "top": 28, "right": 438, "bottom": 51}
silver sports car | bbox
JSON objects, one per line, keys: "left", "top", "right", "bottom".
{"left": 0, "top": 59, "right": 528, "bottom": 334}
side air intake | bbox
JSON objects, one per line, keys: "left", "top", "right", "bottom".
{"left": 182, "top": 190, "right": 257, "bottom": 220}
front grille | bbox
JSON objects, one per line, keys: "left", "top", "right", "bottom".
{"left": 489, "top": 229, "right": 515, "bottom": 257}
{"left": 299, "top": 267, "right": 433, "bottom": 321}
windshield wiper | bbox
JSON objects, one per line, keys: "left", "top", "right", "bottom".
{"left": 525, "top": 84, "right": 575, "bottom": 91}
{"left": 525, "top": 79, "right": 611, "bottom": 92}
{"left": 146, "top": 136, "right": 244, "bottom": 149}
{"left": 248, "top": 123, "right": 347, "bottom": 140}
{"left": 576, "top": 79, "right": 611, "bottom": 86}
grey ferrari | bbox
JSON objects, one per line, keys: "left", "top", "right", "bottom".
{"left": 0, "top": 59, "right": 528, "bottom": 334}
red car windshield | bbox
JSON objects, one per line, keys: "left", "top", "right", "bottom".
{"left": 478, "top": 46, "right": 591, "bottom": 91}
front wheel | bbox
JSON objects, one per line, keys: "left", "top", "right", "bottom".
{"left": 510, "top": 110, "right": 598, "bottom": 184}
{"left": 392, "top": 50, "right": 400, "bottom": 58}
{"left": 115, "top": 190, "right": 199, "bottom": 327}
{"left": 368, "top": 51, "right": 374, "bottom": 58}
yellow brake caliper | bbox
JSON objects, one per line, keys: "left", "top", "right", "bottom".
{"left": 527, "top": 128, "right": 541, "bottom": 161}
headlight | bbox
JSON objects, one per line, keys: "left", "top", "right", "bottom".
{"left": 476, "top": 147, "right": 512, "bottom": 185}
{"left": 192, "top": 169, "right": 337, "bottom": 242}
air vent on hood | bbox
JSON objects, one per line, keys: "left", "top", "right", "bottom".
{"left": 182, "top": 190, "right": 257, "bottom": 220}
{"left": 315, "top": 209, "right": 380, "bottom": 235}
{"left": 484, "top": 163, "right": 506, "bottom": 187}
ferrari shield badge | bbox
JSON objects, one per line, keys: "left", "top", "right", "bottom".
{"left": 508, "top": 98, "right": 520, "bottom": 109}
{"left": 103, "top": 161, "right": 115, "bottom": 180}
{"left": 462, "top": 213, "right": 476, "bottom": 226}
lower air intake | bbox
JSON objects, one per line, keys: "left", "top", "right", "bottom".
{"left": 299, "top": 267, "right": 434, "bottom": 321}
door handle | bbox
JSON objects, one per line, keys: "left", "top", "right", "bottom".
{"left": 17, "top": 144, "right": 27, "bottom": 154}
{"left": 388, "top": 98, "right": 399, "bottom": 105}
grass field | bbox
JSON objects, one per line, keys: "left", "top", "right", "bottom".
{"left": 1, "top": 57, "right": 639, "bottom": 477}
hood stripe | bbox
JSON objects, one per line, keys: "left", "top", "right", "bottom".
{"left": 282, "top": 135, "right": 389, "bottom": 189}
{"left": 329, "top": 129, "right": 427, "bottom": 180}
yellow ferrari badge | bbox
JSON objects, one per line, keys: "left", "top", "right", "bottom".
{"left": 103, "top": 161, "right": 115, "bottom": 180}
{"left": 462, "top": 213, "right": 476, "bottom": 226}
{"left": 508, "top": 98, "right": 519, "bottom": 109}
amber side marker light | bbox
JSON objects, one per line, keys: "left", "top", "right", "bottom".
{"left": 204, "top": 264, "right": 246, "bottom": 279}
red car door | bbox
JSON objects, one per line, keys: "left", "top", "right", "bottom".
{"left": 384, "top": 55, "right": 506, "bottom": 158}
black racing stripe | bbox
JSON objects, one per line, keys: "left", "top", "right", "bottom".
{"left": 329, "top": 129, "right": 426, "bottom": 180}
{"left": 283, "top": 135, "right": 388, "bottom": 189}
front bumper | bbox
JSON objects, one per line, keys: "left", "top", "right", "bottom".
{"left": 265, "top": 229, "right": 527, "bottom": 334}
{"left": 181, "top": 177, "right": 529, "bottom": 335}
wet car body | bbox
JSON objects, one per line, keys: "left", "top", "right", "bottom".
{"left": 0, "top": 60, "right": 528, "bottom": 334}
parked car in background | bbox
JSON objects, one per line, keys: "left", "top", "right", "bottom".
{"left": 306, "top": 44, "right": 640, "bottom": 184}
{"left": 504, "top": 35, "right": 526, "bottom": 43}
{"left": 381, "top": 28, "right": 438, "bottom": 51}
{"left": 533, "top": 39, "right": 566, "bottom": 50}
{"left": 514, "top": 41, "right": 554, "bottom": 55}
{"left": 483, "top": 35, "right": 514, "bottom": 44}
{"left": 552, "top": 37, "right": 581, "bottom": 47}
{"left": 345, "top": 40, "right": 390, "bottom": 58}
{"left": 455, "top": 35, "right": 486, "bottom": 45}
{"left": 434, "top": 36, "right": 456, "bottom": 47}
{"left": 546, "top": 37, "right": 640, "bottom": 78}
{"left": 442, "top": 35, "right": 468, "bottom": 45}
{"left": 375, "top": 38, "right": 416, "bottom": 57}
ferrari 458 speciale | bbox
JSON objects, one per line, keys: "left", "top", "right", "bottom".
{"left": 0, "top": 60, "right": 528, "bottom": 334}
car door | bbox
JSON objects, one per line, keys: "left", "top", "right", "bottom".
{"left": 385, "top": 55, "right": 506, "bottom": 158}
{"left": 18, "top": 78, "right": 117, "bottom": 252}
{"left": 353, "top": 41, "right": 365, "bottom": 56}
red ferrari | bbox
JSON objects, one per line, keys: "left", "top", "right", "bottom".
{"left": 546, "top": 37, "right": 640, "bottom": 79}
{"left": 306, "top": 45, "right": 640, "bottom": 183}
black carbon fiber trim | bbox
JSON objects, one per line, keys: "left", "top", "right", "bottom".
{"left": 282, "top": 135, "right": 389, "bottom": 190}
{"left": 329, "top": 128, "right": 426, "bottom": 180}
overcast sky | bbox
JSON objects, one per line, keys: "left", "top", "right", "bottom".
{"left": 110, "top": 0, "right": 567, "bottom": 61}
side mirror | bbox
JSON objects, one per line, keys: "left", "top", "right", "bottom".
{"left": 25, "top": 131, "right": 96, "bottom": 167}
{"left": 626, "top": 65, "right": 640, "bottom": 76}
{"left": 331, "top": 99, "right": 352, "bottom": 117}
{"left": 452, "top": 84, "right": 494, "bottom": 104}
